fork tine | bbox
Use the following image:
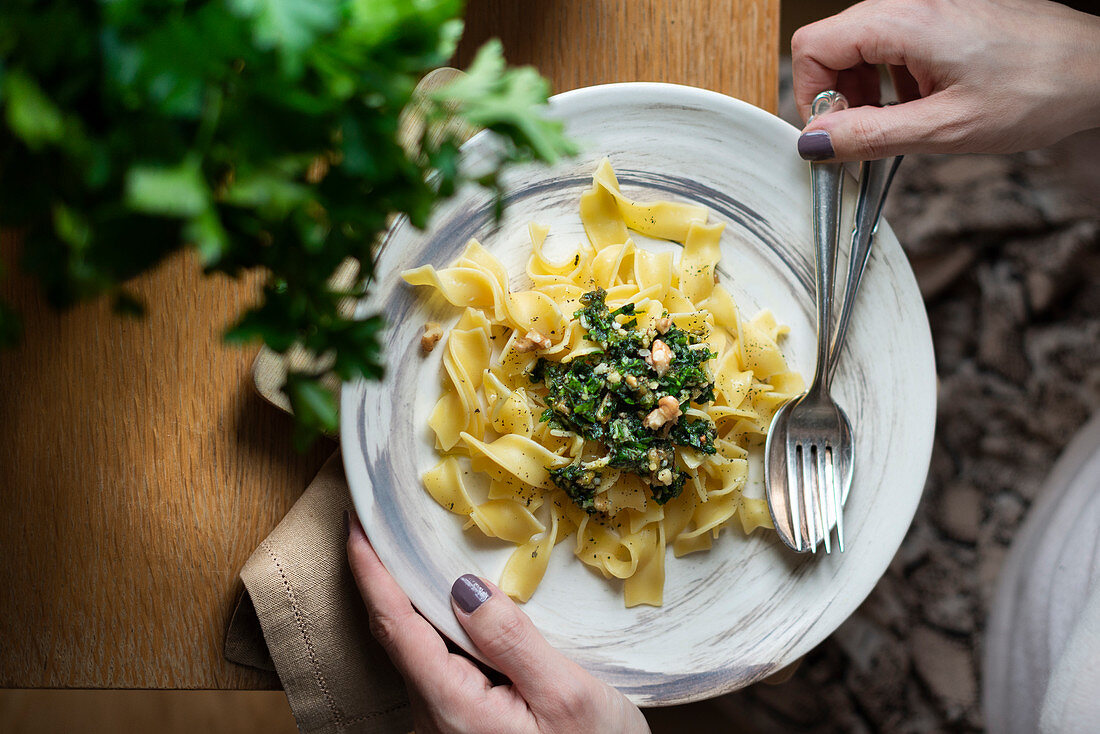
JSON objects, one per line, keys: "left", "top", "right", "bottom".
{"left": 829, "top": 446, "right": 841, "bottom": 550}
{"left": 801, "top": 444, "right": 818, "bottom": 552}
{"left": 814, "top": 445, "right": 831, "bottom": 554}
{"left": 828, "top": 446, "right": 845, "bottom": 552}
{"left": 820, "top": 445, "right": 836, "bottom": 548}
{"left": 787, "top": 441, "right": 803, "bottom": 552}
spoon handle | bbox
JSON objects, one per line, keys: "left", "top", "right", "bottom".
{"left": 829, "top": 154, "right": 903, "bottom": 373}
{"left": 807, "top": 91, "right": 846, "bottom": 397}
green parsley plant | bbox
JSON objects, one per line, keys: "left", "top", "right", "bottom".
{"left": 0, "top": 0, "right": 575, "bottom": 447}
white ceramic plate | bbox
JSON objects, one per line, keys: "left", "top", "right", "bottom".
{"left": 341, "top": 83, "right": 936, "bottom": 706}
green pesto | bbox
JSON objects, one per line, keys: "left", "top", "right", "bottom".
{"left": 529, "top": 288, "right": 717, "bottom": 513}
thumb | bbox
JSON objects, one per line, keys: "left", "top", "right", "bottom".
{"left": 450, "top": 574, "right": 584, "bottom": 697}
{"left": 797, "top": 95, "right": 967, "bottom": 161}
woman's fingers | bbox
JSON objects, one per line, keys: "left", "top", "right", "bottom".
{"left": 791, "top": 0, "right": 935, "bottom": 119}
{"left": 792, "top": 1, "right": 1100, "bottom": 159}
{"left": 450, "top": 576, "right": 651, "bottom": 733}
{"left": 798, "top": 93, "right": 969, "bottom": 161}
{"left": 450, "top": 575, "right": 591, "bottom": 710}
{"left": 792, "top": 10, "right": 889, "bottom": 120}
{"left": 346, "top": 514, "right": 455, "bottom": 691}
{"left": 790, "top": 1, "right": 951, "bottom": 160}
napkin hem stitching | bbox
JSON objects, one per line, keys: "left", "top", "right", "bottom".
{"left": 338, "top": 700, "right": 412, "bottom": 726}
{"left": 264, "top": 540, "right": 345, "bottom": 728}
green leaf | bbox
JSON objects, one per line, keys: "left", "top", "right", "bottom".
{"left": 285, "top": 370, "right": 339, "bottom": 432}
{"left": 52, "top": 204, "right": 91, "bottom": 251}
{"left": 125, "top": 160, "right": 210, "bottom": 217}
{"left": 435, "top": 40, "right": 578, "bottom": 164}
{"left": 0, "top": 2, "right": 576, "bottom": 454}
{"left": 222, "top": 170, "right": 311, "bottom": 215}
{"left": 185, "top": 209, "right": 229, "bottom": 266}
{"left": 345, "top": 0, "right": 462, "bottom": 52}
{"left": 225, "top": 302, "right": 298, "bottom": 352}
{"left": 228, "top": 0, "right": 341, "bottom": 52}
{"left": 3, "top": 70, "right": 65, "bottom": 149}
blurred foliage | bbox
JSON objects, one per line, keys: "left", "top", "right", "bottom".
{"left": 0, "top": 0, "right": 574, "bottom": 447}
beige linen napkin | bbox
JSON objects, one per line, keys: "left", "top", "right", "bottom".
{"left": 225, "top": 453, "right": 412, "bottom": 734}
{"left": 224, "top": 68, "right": 476, "bottom": 734}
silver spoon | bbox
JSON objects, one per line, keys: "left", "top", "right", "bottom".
{"left": 827, "top": 152, "right": 904, "bottom": 520}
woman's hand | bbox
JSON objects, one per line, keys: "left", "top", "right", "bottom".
{"left": 792, "top": 0, "right": 1100, "bottom": 161}
{"left": 347, "top": 514, "right": 650, "bottom": 734}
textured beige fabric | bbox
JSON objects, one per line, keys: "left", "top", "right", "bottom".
{"left": 226, "top": 453, "right": 412, "bottom": 734}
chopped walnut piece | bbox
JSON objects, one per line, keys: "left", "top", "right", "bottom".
{"left": 656, "top": 468, "right": 673, "bottom": 485}
{"left": 643, "top": 395, "right": 682, "bottom": 430}
{"left": 655, "top": 317, "right": 673, "bottom": 334}
{"left": 420, "top": 322, "right": 443, "bottom": 353}
{"left": 531, "top": 330, "right": 553, "bottom": 348}
{"left": 513, "top": 328, "right": 552, "bottom": 353}
{"left": 646, "top": 338, "right": 673, "bottom": 376}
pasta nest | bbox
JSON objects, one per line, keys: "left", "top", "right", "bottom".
{"left": 402, "top": 160, "right": 803, "bottom": 606}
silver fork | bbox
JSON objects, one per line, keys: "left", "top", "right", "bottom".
{"left": 766, "top": 93, "right": 903, "bottom": 553}
{"left": 765, "top": 90, "right": 852, "bottom": 554}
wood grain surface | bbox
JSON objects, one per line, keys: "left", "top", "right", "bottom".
{"left": 0, "top": 0, "right": 778, "bottom": 689}
{"left": 0, "top": 234, "right": 334, "bottom": 688}
{"left": 457, "top": 0, "right": 779, "bottom": 112}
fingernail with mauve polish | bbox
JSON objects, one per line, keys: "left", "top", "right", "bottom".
{"left": 451, "top": 574, "right": 492, "bottom": 613}
{"left": 798, "top": 130, "right": 834, "bottom": 161}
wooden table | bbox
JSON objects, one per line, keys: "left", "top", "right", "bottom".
{"left": 0, "top": 0, "right": 778, "bottom": 689}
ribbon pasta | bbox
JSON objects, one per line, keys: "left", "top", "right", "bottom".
{"left": 402, "top": 160, "right": 803, "bottom": 606}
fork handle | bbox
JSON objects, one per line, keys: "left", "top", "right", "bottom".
{"left": 809, "top": 160, "right": 843, "bottom": 396}
{"left": 806, "top": 91, "right": 846, "bottom": 398}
